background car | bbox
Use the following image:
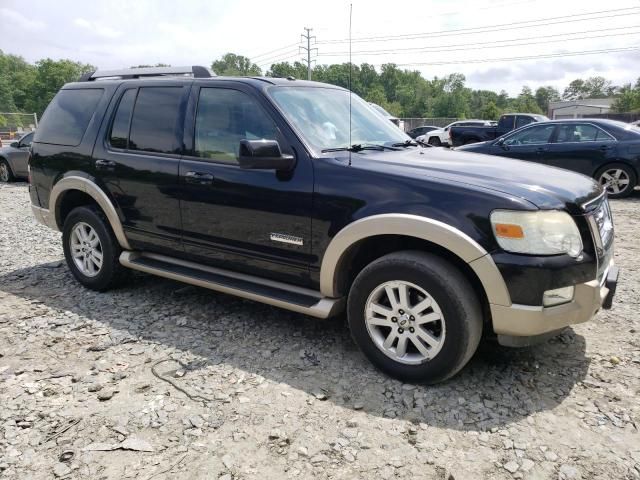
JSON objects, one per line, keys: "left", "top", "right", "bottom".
{"left": 449, "top": 113, "right": 547, "bottom": 147}
{"left": 423, "top": 120, "right": 495, "bottom": 147}
{"left": 368, "top": 102, "right": 401, "bottom": 127}
{"left": 0, "top": 131, "right": 34, "bottom": 182}
{"left": 456, "top": 119, "right": 640, "bottom": 198}
{"left": 406, "top": 125, "right": 439, "bottom": 139}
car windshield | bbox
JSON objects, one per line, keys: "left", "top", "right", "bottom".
{"left": 268, "top": 86, "right": 409, "bottom": 153}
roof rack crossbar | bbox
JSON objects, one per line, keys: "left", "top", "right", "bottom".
{"left": 79, "top": 66, "right": 214, "bottom": 81}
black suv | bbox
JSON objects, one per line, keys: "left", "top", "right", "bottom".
{"left": 29, "top": 66, "right": 618, "bottom": 383}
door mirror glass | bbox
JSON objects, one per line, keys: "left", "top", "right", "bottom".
{"left": 495, "top": 137, "right": 505, "bottom": 146}
{"left": 10, "top": 141, "right": 19, "bottom": 148}
{"left": 238, "top": 139, "right": 295, "bottom": 170}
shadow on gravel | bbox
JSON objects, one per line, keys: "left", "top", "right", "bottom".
{"left": 1, "top": 261, "right": 590, "bottom": 431}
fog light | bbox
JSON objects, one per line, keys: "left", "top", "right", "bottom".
{"left": 543, "top": 286, "right": 574, "bottom": 307}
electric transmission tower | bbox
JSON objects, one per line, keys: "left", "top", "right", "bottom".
{"left": 300, "top": 27, "right": 318, "bottom": 80}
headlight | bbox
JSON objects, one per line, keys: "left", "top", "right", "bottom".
{"left": 490, "top": 210, "right": 583, "bottom": 257}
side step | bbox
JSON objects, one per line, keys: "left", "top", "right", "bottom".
{"left": 119, "top": 251, "right": 343, "bottom": 319}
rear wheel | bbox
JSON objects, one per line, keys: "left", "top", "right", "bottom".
{"left": 428, "top": 137, "right": 441, "bottom": 147}
{"left": 596, "top": 163, "right": 636, "bottom": 199}
{"left": 0, "top": 159, "right": 14, "bottom": 183}
{"left": 62, "top": 206, "right": 127, "bottom": 291}
{"left": 347, "top": 251, "right": 483, "bottom": 384}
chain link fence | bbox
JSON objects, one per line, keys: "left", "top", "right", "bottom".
{"left": 401, "top": 118, "right": 458, "bottom": 131}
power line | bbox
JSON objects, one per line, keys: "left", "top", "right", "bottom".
{"left": 316, "top": 28, "right": 640, "bottom": 57}
{"left": 317, "top": 7, "right": 639, "bottom": 44}
{"left": 250, "top": 42, "right": 301, "bottom": 61}
{"left": 256, "top": 51, "right": 302, "bottom": 68}
{"left": 255, "top": 49, "right": 300, "bottom": 66}
{"left": 391, "top": 46, "right": 640, "bottom": 67}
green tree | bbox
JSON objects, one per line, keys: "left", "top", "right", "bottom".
{"left": 25, "top": 58, "right": 95, "bottom": 117}
{"left": 611, "top": 80, "right": 640, "bottom": 112}
{"left": 211, "top": 53, "right": 261, "bottom": 76}
{"left": 534, "top": 86, "right": 560, "bottom": 114}
{"left": 481, "top": 101, "right": 501, "bottom": 120}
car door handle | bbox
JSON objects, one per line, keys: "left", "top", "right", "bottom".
{"left": 185, "top": 171, "right": 214, "bottom": 185}
{"left": 535, "top": 147, "right": 547, "bottom": 153}
{"left": 95, "top": 159, "right": 116, "bottom": 170}
{"left": 599, "top": 145, "right": 613, "bottom": 151}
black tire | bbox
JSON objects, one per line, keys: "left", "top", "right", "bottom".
{"left": 0, "top": 159, "right": 14, "bottom": 183}
{"left": 427, "top": 137, "right": 441, "bottom": 147}
{"left": 347, "top": 251, "right": 482, "bottom": 384}
{"left": 62, "top": 206, "right": 127, "bottom": 291}
{"left": 595, "top": 163, "right": 637, "bottom": 199}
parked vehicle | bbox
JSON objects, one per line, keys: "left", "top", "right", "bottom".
{"left": 406, "top": 125, "right": 439, "bottom": 139}
{"left": 422, "top": 120, "right": 495, "bottom": 147}
{"left": 456, "top": 119, "right": 640, "bottom": 198}
{"left": 0, "top": 131, "right": 34, "bottom": 182}
{"left": 29, "top": 66, "right": 617, "bottom": 384}
{"left": 450, "top": 113, "right": 548, "bottom": 147}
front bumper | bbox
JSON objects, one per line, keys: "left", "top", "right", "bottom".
{"left": 492, "top": 261, "right": 618, "bottom": 346}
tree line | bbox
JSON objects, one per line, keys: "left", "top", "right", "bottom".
{"left": 2, "top": 49, "right": 639, "bottom": 127}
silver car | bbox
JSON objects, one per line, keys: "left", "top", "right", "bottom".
{"left": 0, "top": 132, "right": 33, "bottom": 182}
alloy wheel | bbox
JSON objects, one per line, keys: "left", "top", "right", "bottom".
{"left": 70, "top": 222, "right": 104, "bottom": 277}
{"left": 364, "top": 280, "right": 446, "bottom": 365}
{"left": 600, "top": 168, "right": 630, "bottom": 195}
{"left": 0, "top": 163, "right": 8, "bottom": 182}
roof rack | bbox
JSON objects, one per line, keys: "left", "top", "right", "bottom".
{"left": 78, "top": 65, "right": 215, "bottom": 82}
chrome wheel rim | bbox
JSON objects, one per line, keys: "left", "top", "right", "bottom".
{"left": 0, "top": 163, "right": 8, "bottom": 182}
{"left": 364, "top": 280, "right": 446, "bottom": 365}
{"left": 70, "top": 222, "right": 103, "bottom": 277}
{"left": 600, "top": 169, "right": 630, "bottom": 195}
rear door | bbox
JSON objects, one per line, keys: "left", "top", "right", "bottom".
{"left": 544, "top": 123, "right": 617, "bottom": 176}
{"left": 92, "top": 82, "right": 189, "bottom": 254}
{"left": 178, "top": 82, "right": 314, "bottom": 286}
{"left": 9, "top": 132, "right": 33, "bottom": 176}
{"left": 491, "top": 123, "right": 557, "bottom": 163}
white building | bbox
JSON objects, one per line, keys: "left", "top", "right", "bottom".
{"left": 548, "top": 98, "right": 613, "bottom": 119}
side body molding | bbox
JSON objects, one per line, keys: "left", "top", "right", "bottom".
{"left": 49, "top": 176, "right": 132, "bottom": 250}
{"left": 319, "top": 214, "right": 511, "bottom": 307}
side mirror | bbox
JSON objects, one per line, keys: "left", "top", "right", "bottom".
{"left": 10, "top": 141, "right": 19, "bottom": 148}
{"left": 495, "top": 138, "right": 506, "bottom": 147}
{"left": 238, "top": 139, "right": 295, "bottom": 171}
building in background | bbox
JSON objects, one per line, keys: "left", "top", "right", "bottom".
{"left": 548, "top": 98, "right": 613, "bottom": 119}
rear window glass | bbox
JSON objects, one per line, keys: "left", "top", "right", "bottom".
{"left": 109, "top": 89, "right": 136, "bottom": 149}
{"left": 129, "top": 87, "right": 182, "bottom": 154}
{"left": 35, "top": 89, "right": 104, "bottom": 146}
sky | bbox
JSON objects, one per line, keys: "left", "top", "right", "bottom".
{"left": 1, "top": 0, "right": 639, "bottom": 95}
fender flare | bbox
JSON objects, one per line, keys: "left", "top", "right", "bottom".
{"left": 50, "top": 176, "right": 132, "bottom": 250}
{"left": 319, "top": 213, "right": 511, "bottom": 306}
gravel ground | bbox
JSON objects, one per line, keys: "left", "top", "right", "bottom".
{"left": 0, "top": 182, "right": 639, "bottom": 480}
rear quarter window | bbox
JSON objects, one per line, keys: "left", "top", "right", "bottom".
{"left": 34, "top": 89, "right": 104, "bottom": 146}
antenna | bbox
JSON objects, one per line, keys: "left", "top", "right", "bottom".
{"left": 348, "top": 3, "right": 353, "bottom": 166}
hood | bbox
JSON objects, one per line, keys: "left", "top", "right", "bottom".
{"left": 455, "top": 141, "right": 493, "bottom": 152}
{"left": 352, "top": 147, "right": 602, "bottom": 213}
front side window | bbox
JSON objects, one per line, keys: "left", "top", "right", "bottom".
{"left": 269, "top": 86, "right": 407, "bottom": 153}
{"left": 194, "top": 88, "right": 282, "bottom": 164}
{"left": 555, "top": 124, "right": 613, "bottom": 143}
{"left": 504, "top": 124, "right": 555, "bottom": 146}
{"left": 129, "top": 87, "right": 183, "bottom": 154}
{"left": 20, "top": 132, "right": 34, "bottom": 147}
{"left": 35, "top": 89, "right": 104, "bottom": 146}
{"left": 109, "top": 89, "right": 136, "bottom": 149}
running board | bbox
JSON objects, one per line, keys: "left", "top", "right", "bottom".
{"left": 119, "top": 251, "right": 343, "bottom": 319}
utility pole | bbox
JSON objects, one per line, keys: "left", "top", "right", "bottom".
{"left": 300, "top": 27, "right": 317, "bottom": 80}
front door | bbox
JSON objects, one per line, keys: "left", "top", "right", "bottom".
{"left": 92, "top": 83, "right": 189, "bottom": 253}
{"left": 544, "top": 123, "right": 617, "bottom": 176}
{"left": 178, "top": 84, "right": 314, "bottom": 286}
{"left": 492, "top": 123, "right": 557, "bottom": 163}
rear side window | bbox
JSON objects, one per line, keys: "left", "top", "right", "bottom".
{"left": 129, "top": 87, "right": 183, "bottom": 154}
{"left": 35, "top": 89, "right": 104, "bottom": 146}
{"left": 109, "top": 89, "right": 136, "bottom": 149}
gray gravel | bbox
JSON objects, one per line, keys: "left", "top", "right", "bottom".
{"left": 1, "top": 182, "right": 639, "bottom": 479}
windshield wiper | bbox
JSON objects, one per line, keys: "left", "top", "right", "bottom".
{"left": 390, "top": 140, "right": 419, "bottom": 147}
{"left": 321, "top": 143, "right": 399, "bottom": 153}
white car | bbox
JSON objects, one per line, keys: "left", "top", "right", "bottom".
{"left": 420, "top": 120, "right": 496, "bottom": 146}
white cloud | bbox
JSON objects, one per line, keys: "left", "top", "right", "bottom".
{"left": 0, "top": 7, "right": 45, "bottom": 31}
{"left": 73, "top": 17, "right": 122, "bottom": 39}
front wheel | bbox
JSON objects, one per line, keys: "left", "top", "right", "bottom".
{"left": 0, "top": 159, "right": 14, "bottom": 183}
{"left": 596, "top": 163, "right": 636, "bottom": 199}
{"left": 427, "top": 137, "right": 441, "bottom": 147}
{"left": 347, "top": 251, "right": 483, "bottom": 384}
